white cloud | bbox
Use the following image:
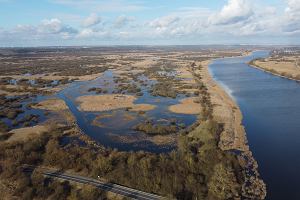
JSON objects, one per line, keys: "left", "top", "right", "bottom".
{"left": 282, "top": 0, "right": 300, "bottom": 34}
{"left": 146, "top": 8, "right": 212, "bottom": 38}
{"left": 38, "top": 19, "right": 62, "bottom": 34}
{"left": 0, "top": 18, "right": 78, "bottom": 46}
{"left": 209, "top": 0, "right": 253, "bottom": 25}
{"left": 82, "top": 13, "right": 101, "bottom": 27}
{"left": 118, "top": 31, "right": 130, "bottom": 38}
{"left": 77, "top": 29, "right": 93, "bottom": 38}
{"left": 1, "top": 0, "right": 300, "bottom": 46}
{"left": 13, "top": 25, "right": 35, "bottom": 33}
{"left": 38, "top": 18, "right": 77, "bottom": 34}
{"left": 114, "top": 15, "right": 134, "bottom": 28}
{"left": 77, "top": 28, "right": 110, "bottom": 39}
{"left": 50, "top": 0, "right": 146, "bottom": 12}
{"left": 149, "top": 16, "right": 180, "bottom": 29}
{"left": 285, "top": 0, "right": 300, "bottom": 13}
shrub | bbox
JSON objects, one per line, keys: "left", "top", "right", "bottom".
{"left": 7, "top": 110, "right": 19, "bottom": 119}
{"left": 150, "top": 83, "right": 177, "bottom": 98}
{"left": 0, "top": 120, "right": 9, "bottom": 132}
{"left": 133, "top": 121, "right": 178, "bottom": 135}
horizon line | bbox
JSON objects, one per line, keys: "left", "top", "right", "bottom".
{"left": 1, "top": 44, "right": 300, "bottom": 49}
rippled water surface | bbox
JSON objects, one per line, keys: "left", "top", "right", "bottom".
{"left": 210, "top": 51, "right": 300, "bottom": 200}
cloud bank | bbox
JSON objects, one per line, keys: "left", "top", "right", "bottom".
{"left": 0, "top": 0, "right": 299, "bottom": 46}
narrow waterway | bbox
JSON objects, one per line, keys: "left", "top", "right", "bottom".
{"left": 209, "top": 51, "right": 300, "bottom": 200}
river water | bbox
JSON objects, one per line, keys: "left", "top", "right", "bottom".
{"left": 209, "top": 51, "right": 300, "bottom": 200}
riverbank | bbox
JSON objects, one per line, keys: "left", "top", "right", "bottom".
{"left": 200, "top": 60, "right": 248, "bottom": 151}
{"left": 249, "top": 57, "right": 300, "bottom": 82}
{"left": 199, "top": 59, "right": 266, "bottom": 199}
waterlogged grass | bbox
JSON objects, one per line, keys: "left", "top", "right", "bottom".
{"left": 0, "top": 50, "right": 251, "bottom": 200}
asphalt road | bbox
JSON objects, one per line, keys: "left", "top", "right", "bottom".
{"left": 23, "top": 166, "right": 165, "bottom": 200}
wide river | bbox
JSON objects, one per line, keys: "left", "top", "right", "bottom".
{"left": 209, "top": 51, "right": 300, "bottom": 200}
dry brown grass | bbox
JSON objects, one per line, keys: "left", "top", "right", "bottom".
{"left": 130, "top": 104, "right": 156, "bottom": 112}
{"left": 107, "top": 132, "right": 176, "bottom": 145}
{"left": 168, "top": 97, "right": 202, "bottom": 114}
{"left": 253, "top": 56, "right": 300, "bottom": 80}
{"left": 77, "top": 94, "right": 156, "bottom": 112}
{"left": 32, "top": 98, "right": 68, "bottom": 111}
{"left": 77, "top": 94, "right": 136, "bottom": 112}
{"left": 199, "top": 60, "right": 248, "bottom": 151}
{"left": 7, "top": 125, "right": 48, "bottom": 143}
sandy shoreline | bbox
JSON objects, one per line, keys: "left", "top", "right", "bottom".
{"left": 200, "top": 58, "right": 266, "bottom": 199}
{"left": 200, "top": 60, "right": 248, "bottom": 151}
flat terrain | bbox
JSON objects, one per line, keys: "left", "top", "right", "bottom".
{"left": 7, "top": 125, "right": 48, "bottom": 143}
{"left": 77, "top": 94, "right": 156, "bottom": 112}
{"left": 250, "top": 50, "right": 300, "bottom": 80}
{"left": 32, "top": 98, "right": 69, "bottom": 111}
{"left": 0, "top": 46, "right": 266, "bottom": 200}
{"left": 168, "top": 97, "right": 202, "bottom": 114}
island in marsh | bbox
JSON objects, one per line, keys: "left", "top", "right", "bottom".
{"left": 168, "top": 97, "right": 202, "bottom": 114}
{"left": 249, "top": 47, "right": 300, "bottom": 81}
{"left": 0, "top": 46, "right": 266, "bottom": 199}
{"left": 76, "top": 94, "right": 156, "bottom": 112}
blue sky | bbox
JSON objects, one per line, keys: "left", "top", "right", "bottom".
{"left": 0, "top": 0, "right": 299, "bottom": 46}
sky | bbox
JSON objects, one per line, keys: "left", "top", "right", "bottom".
{"left": 0, "top": 0, "right": 299, "bottom": 46}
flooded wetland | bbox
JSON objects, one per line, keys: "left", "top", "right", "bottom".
{"left": 1, "top": 0, "right": 299, "bottom": 199}
{"left": 0, "top": 47, "right": 267, "bottom": 199}
{"left": 58, "top": 68, "right": 199, "bottom": 152}
{"left": 0, "top": 48, "right": 213, "bottom": 152}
